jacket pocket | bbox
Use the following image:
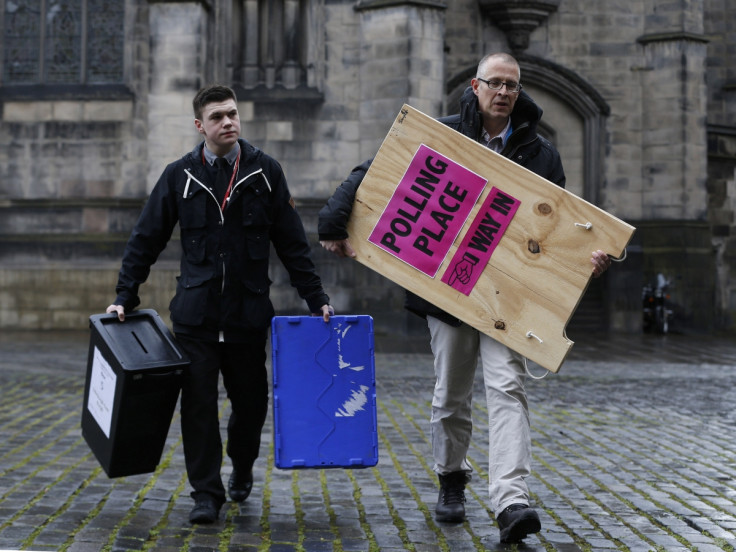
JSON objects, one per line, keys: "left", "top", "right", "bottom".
{"left": 241, "top": 182, "right": 273, "bottom": 229}
{"left": 232, "top": 275, "right": 274, "bottom": 330}
{"left": 179, "top": 186, "right": 209, "bottom": 230}
{"left": 169, "top": 274, "right": 212, "bottom": 327}
{"left": 241, "top": 201, "right": 272, "bottom": 228}
{"left": 244, "top": 231, "right": 270, "bottom": 260}
{"left": 239, "top": 269, "right": 272, "bottom": 296}
{"left": 181, "top": 232, "right": 207, "bottom": 264}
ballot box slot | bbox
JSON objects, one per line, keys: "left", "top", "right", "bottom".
{"left": 131, "top": 331, "right": 149, "bottom": 354}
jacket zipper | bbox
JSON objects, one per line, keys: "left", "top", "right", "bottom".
{"left": 183, "top": 170, "right": 225, "bottom": 223}
{"left": 182, "top": 167, "right": 268, "bottom": 340}
{"left": 502, "top": 122, "right": 536, "bottom": 159}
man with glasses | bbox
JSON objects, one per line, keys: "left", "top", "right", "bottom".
{"left": 319, "top": 53, "right": 610, "bottom": 543}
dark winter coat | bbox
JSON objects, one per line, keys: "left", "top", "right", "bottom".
{"left": 114, "top": 138, "right": 329, "bottom": 341}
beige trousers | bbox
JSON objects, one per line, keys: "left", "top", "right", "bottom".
{"left": 427, "top": 316, "right": 531, "bottom": 516}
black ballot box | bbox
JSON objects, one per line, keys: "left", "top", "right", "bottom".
{"left": 82, "top": 309, "right": 189, "bottom": 478}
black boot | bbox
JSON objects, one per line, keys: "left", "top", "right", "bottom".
{"left": 188, "top": 495, "right": 221, "bottom": 524}
{"left": 435, "top": 471, "right": 468, "bottom": 522}
{"left": 228, "top": 468, "right": 253, "bottom": 502}
{"left": 497, "top": 503, "right": 541, "bottom": 543}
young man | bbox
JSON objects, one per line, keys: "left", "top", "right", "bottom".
{"left": 107, "top": 85, "right": 333, "bottom": 524}
{"left": 318, "top": 53, "right": 610, "bottom": 543}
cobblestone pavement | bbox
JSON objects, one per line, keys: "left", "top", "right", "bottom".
{"left": 2, "top": 329, "right": 736, "bottom": 552}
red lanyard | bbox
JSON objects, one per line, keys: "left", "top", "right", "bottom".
{"left": 219, "top": 153, "right": 240, "bottom": 212}
{"left": 202, "top": 150, "right": 241, "bottom": 212}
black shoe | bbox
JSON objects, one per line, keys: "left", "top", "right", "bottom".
{"left": 188, "top": 496, "right": 220, "bottom": 524}
{"left": 228, "top": 469, "right": 253, "bottom": 502}
{"left": 435, "top": 471, "right": 468, "bottom": 522}
{"left": 497, "top": 503, "right": 541, "bottom": 543}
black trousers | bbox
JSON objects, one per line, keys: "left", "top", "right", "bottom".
{"left": 176, "top": 331, "right": 268, "bottom": 505}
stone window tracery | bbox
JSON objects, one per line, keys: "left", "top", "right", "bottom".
{"left": 232, "top": 0, "right": 321, "bottom": 95}
{"left": 1, "top": 0, "right": 124, "bottom": 86}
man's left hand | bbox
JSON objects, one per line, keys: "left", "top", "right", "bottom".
{"left": 314, "top": 304, "right": 335, "bottom": 322}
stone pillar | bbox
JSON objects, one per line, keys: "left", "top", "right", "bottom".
{"left": 147, "top": 1, "right": 208, "bottom": 191}
{"left": 635, "top": 0, "right": 714, "bottom": 332}
{"left": 714, "top": 165, "right": 736, "bottom": 328}
{"left": 638, "top": 1, "right": 709, "bottom": 221}
{"left": 282, "top": 0, "right": 300, "bottom": 89}
{"left": 240, "top": 0, "right": 260, "bottom": 87}
{"left": 354, "top": 0, "right": 447, "bottom": 160}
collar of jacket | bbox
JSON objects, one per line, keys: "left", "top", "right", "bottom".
{"left": 182, "top": 138, "right": 269, "bottom": 200}
{"left": 188, "top": 138, "right": 258, "bottom": 169}
{"left": 184, "top": 138, "right": 266, "bottom": 182}
{"left": 457, "top": 86, "right": 542, "bottom": 150}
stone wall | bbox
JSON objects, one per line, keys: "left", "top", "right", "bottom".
{"left": 704, "top": 0, "right": 736, "bottom": 328}
{"left": 1, "top": 0, "right": 735, "bottom": 337}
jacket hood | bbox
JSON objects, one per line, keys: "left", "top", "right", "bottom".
{"left": 458, "top": 85, "right": 542, "bottom": 138}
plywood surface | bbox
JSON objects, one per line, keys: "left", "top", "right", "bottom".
{"left": 346, "top": 105, "right": 635, "bottom": 372}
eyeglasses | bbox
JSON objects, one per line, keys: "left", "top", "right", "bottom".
{"left": 477, "top": 78, "right": 522, "bottom": 94}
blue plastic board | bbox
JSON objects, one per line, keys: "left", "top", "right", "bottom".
{"left": 271, "top": 315, "right": 378, "bottom": 469}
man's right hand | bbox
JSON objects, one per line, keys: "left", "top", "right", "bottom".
{"left": 106, "top": 304, "right": 125, "bottom": 321}
{"left": 320, "top": 239, "right": 356, "bottom": 258}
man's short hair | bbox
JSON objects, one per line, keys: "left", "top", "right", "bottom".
{"left": 476, "top": 53, "right": 520, "bottom": 78}
{"left": 192, "top": 85, "right": 237, "bottom": 119}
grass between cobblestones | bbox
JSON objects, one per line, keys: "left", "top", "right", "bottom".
{"left": 290, "top": 470, "right": 307, "bottom": 550}
{"left": 383, "top": 398, "right": 486, "bottom": 550}
{"left": 139, "top": 469, "right": 188, "bottom": 551}
{"left": 533, "top": 405, "right": 736, "bottom": 551}
{"left": 390, "top": 396, "right": 548, "bottom": 552}
{"left": 96, "top": 436, "right": 183, "bottom": 551}
{"left": 319, "top": 469, "right": 343, "bottom": 549}
{"left": 370, "top": 451, "right": 414, "bottom": 550}
{"left": 346, "top": 469, "right": 379, "bottom": 550}
{"left": 19, "top": 453, "right": 100, "bottom": 549}
{"left": 4, "top": 345, "right": 736, "bottom": 551}
{"left": 534, "top": 404, "right": 736, "bottom": 552}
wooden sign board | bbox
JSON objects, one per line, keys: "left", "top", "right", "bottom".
{"left": 347, "top": 105, "right": 635, "bottom": 373}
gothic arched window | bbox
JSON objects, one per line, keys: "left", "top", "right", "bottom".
{"left": 1, "top": 0, "right": 124, "bottom": 86}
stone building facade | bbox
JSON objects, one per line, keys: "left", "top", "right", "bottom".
{"left": 0, "top": 0, "right": 734, "bottom": 340}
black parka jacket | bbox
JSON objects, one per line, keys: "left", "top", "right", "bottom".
{"left": 318, "top": 87, "right": 565, "bottom": 325}
{"left": 114, "top": 139, "right": 330, "bottom": 341}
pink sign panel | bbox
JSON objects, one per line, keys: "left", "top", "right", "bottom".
{"left": 441, "top": 187, "right": 520, "bottom": 295}
{"left": 368, "top": 144, "right": 488, "bottom": 277}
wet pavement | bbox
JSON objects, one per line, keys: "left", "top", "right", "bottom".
{"left": 1, "top": 328, "right": 736, "bottom": 551}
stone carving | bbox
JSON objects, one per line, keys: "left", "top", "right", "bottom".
{"left": 478, "top": 0, "right": 561, "bottom": 52}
